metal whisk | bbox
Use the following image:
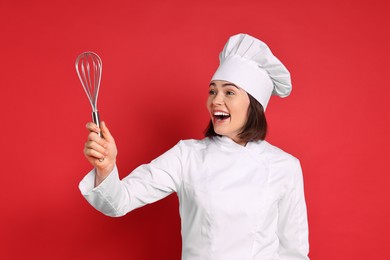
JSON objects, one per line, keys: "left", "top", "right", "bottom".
{"left": 75, "top": 51, "right": 103, "bottom": 137}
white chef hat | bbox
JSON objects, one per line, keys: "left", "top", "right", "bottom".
{"left": 211, "top": 33, "right": 292, "bottom": 110}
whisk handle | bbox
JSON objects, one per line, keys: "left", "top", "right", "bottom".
{"left": 92, "top": 111, "right": 103, "bottom": 138}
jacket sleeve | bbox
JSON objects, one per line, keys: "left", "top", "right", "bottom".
{"left": 78, "top": 141, "right": 184, "bottom": 217}
{"left": 277, "top": 159, "right": 310, "bottom": 259}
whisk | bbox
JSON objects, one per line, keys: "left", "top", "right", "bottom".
{"left": 75, "top": 51, "right": 103, "bottom": 138}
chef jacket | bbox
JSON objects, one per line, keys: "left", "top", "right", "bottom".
{"left": 79, "top": 136, "right": 310, "bottom": 260}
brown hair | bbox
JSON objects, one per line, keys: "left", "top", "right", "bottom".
{"left": 204, "top": 94, "right": 267, "bottom": 142}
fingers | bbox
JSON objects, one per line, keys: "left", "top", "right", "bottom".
{"left": 84, "top": 121, "right": 117, "bottom": 168}
{"left": 87, "top": 130, "right": 106, "bottom": 147}
{"left": 86, "top": 122, "right": 107, "bottom": 146}
{"left": 100, "top": 121, "right": 113, "bottom": 142}
{"left": 86, "top": 122, "right": 101, "bottom": 134}
{"left": 85, "top": 139, "right": 107, "bottom": 156}
{"left": 84, "top": 122, "right": 107, "bottom": 162}
{"left": 84, "top": 146, "right": 106, "bottom": 161}
{"left": 84, "top": 140, "right": 106, "bottom": 161}
{"left": 85, "top": 121, "right": 113, "bottom": 142}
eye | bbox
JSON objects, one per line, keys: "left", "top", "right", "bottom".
{"left": 209, "top": 89, "right": 216, "bottom": 95}
{"left": 226, "top": 90, "right": 235, "bottom": 96}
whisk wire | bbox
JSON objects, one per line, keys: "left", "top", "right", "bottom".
{"left": 76, "top": 52, "right": 103, "bottom": 134}
{"left": 83, "top": 63, "right": 93, "bottom": 109}
{"left": 87, "top": 61, "right": 93, "bottom": 107}
{"left": 93, "top": 57, "right": 101, "bottom": 109}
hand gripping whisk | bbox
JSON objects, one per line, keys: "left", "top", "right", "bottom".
{"left": 75, "top": 52, "right": 103, "bottom": 138}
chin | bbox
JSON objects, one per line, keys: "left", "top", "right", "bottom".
{"left": 213, "top": 127, "right": 224, "bottom": 136}
{"left": 214, "top": 130, "right": 229, "bottom": 138}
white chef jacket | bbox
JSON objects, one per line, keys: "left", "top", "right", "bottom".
{"left": 79, "top": 136, "right": 309, "bottom": 260}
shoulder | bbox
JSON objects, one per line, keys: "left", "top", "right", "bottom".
{"left": 262, "top": 141, "right": 298, "bottom": 161}
{"left": 255, "top": 142, "right": 303, "bottom": 189}
{"left": 176, "top": 137, "right": 213, "bottom": 150}
{"left": 261, "top": 140, "right": 301, "bottom": 168}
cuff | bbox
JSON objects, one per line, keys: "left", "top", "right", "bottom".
{"left": 78, "top": 166, "right": 118, "bottom": 196}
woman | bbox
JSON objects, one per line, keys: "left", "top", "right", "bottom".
{"left": 80, "top": 33, "right": 310, "bottom": 259}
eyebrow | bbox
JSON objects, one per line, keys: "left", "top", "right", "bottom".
{"left": 209, "top": 82, "right": 239, "bottom": 88}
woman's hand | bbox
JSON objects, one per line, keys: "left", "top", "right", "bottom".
{"left": 84, "top": 121, "right": 118, "bottom": 186}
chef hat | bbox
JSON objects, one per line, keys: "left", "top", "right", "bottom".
{"left": 211, "top": 33, "right": 292, "bottom": 110}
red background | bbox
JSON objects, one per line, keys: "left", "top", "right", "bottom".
{"left": 1, "top": 0, "right": 389, "bottom": 259}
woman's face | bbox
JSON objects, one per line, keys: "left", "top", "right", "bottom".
{"left": 207, "top": 80, "right": 250, "bottom": 145}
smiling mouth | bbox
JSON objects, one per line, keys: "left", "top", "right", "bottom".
{"left": 213, "top": 111, "right": 231, "bottom": 121}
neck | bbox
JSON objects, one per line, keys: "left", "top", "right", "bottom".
{"left": 231, "top": 136, "right": 247, "bottom": 146}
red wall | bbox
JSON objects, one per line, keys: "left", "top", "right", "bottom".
{"left": 1, "top": 0, "right": 389, "bottom": 259}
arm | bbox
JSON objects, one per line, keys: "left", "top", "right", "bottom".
{"left": 79, "top": 122, "right": 183, "bottom": 216}
{"left": 277, "top": 159, "right": 310, "bottom": 260}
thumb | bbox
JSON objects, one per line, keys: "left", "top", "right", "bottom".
{"left": 100, "top": 121, "right": 114, "bottom": 141}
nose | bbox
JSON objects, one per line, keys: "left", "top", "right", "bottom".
{"left": 212, "top": 92, "right": 224, "bottom": 106}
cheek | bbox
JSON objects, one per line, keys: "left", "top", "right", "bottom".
{"left": 206, "top": 98, "right": 212, "bottom": 112}
{"left": 239, "top": 104, "right": 250, "bottom": 123}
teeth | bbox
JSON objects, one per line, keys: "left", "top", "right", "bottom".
{"left": 214, "top": 111, "right": 230, "bottom": 116}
